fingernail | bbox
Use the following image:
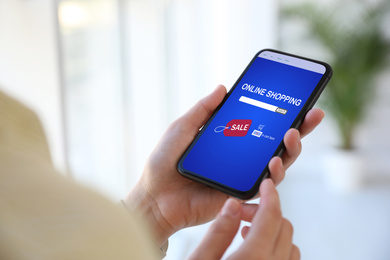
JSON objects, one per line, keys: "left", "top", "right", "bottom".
{"left": 221, "top": 199, "right": 240, "bottom": 217}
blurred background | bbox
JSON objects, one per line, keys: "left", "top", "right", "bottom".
{"left": 0, "top": 0, "right": 389, "bottom": 259}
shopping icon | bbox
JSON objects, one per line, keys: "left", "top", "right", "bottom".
{"left": 252, "top": 130, "right": 263, "bottom": 137}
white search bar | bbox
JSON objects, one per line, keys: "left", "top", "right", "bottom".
{"left": 239, "top": 96, "right": 287, "bottom": 115}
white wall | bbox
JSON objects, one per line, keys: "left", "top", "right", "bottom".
{"left": 0, "top": 0, "right": 65, "bottom": 172}
{"left": 125, "top": 0, "right": 279, "bottom": 193}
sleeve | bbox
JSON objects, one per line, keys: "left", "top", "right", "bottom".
{"left": 0, "top": 89, "right": 160, "bottom": 260}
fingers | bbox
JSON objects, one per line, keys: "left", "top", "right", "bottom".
{"left": 189, "top": 198, "right": 242, "bottom": 260}
{"left": 240, "top": 225, "right": 250, "bottom": 239}
{"left": 281, "top": 129, "right": 302, "bottom": 170}
{"left": 241, "top": 219, "right": 298, "bottom": 260}
{"left": 283, "top": 108, "right": 324, "bottom": 169}
{"left": 241, "top": 219, "right": 300, "bottom": 259}
{"left": 232, "top": 180, "right": 299, "bottom": 260}
{"left": 150, "top": 85, "right": 226, "bottom": 171}
{"left": 273, "top": 108, "right": 324, "bottom": 184}
{"left": 268, "top": 156, "right": 286, "bottom": 186}
{"left": 243, "top": 179, "right": 282, "bottom": 253}
{"left": 241, "top": 203, "right": 258, "bottom": 222}
{"left": 290, "top": 245, "right": 301, "bottom": 260}
{"left": 177, "top": 85, "right": 227, "bottom": 136}
{"left": 298, "top": 108, "right": 325, "bottom": 138}
{"left": 273, "top": 218, "right": 294, "bottom": 259}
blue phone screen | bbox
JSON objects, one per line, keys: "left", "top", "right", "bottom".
{"left": 182, "top": 51, "right": 326, "bottom": 192}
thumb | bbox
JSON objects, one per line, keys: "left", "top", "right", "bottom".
{"left": 179, "top": 85, "right": 226, "bottom": 135}
{"left": 188, "top": 199, "right": 242, "bottom": 260}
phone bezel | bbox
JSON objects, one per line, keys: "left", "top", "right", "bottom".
{"left": 177, "top": 49, "right": 333, "bottom": 200}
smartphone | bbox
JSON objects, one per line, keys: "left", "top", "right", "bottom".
{"left": 178, "top": 49, "right": 333, "bottom": 200}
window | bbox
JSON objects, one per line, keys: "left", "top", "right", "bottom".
{"left": 58, "top": 0, "right": 278, "bottom": 204}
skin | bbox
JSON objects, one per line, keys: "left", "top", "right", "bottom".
{"left": 124, "top": 84, "right": 325, "bottom": 248}
{"left": 189, "top": 179, "right": 300, "bottom": 260}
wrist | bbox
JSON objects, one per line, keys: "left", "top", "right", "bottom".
{"left": 123, "top": 180, "right": 175, "bottom": 247}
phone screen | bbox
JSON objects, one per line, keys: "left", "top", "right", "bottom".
{"left": 178, "top": 49, "right": 332, "bottom": 199}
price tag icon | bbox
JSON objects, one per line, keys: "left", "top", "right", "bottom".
{"left": 223, "top": 119, "right": 252, "bottom": 137}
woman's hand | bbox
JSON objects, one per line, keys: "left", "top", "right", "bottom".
{"left": 189, "top": 179, "right": 300, "bottom": 260}
{"left": 124, "top": 85, "right": 324, "bottom": 247}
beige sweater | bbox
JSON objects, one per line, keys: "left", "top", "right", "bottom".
{"left": 0, "top": 90, "right": 159, "bottom": 260}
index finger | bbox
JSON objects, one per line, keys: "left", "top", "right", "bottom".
{"left": 243, "top": 179, "right": 283, "bottom": 253}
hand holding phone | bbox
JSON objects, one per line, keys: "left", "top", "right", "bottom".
{"left": 126, "top": 79, "right": 326, "bottom": 246}
{"left": 178, "top": 49, "right": 332, "bottom": 199}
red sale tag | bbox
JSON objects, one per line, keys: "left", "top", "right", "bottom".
{"left": 223, "top": 119, "right": 252, "bottom": 136}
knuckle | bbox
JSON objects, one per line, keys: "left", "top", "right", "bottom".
{"left": 283, "top": 218, "right": 294, "bottom": 234}
{"left": 291, "top": 244, "right": 301, "bottom": 260}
